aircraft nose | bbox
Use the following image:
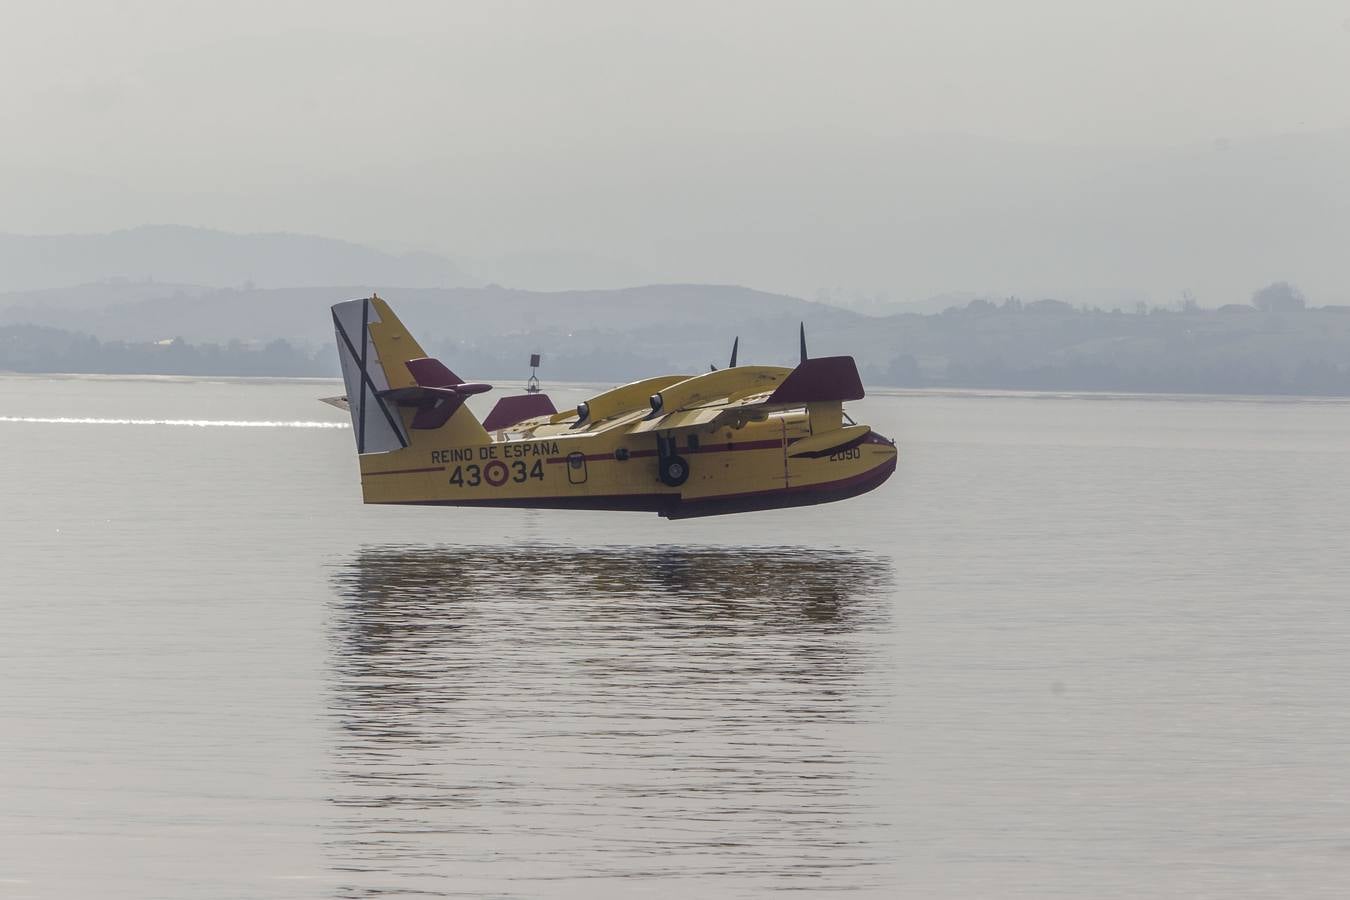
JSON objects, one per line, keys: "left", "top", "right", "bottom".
{"left": 865, "top": 430, "right": 899, "bottom": 468}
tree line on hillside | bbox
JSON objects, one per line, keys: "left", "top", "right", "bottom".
{"left": 0, "top": 325, "right": 331, "bottom": 377}
{"left": 3, "top": 283, "right": 1349, "bottom": 396}
{"left": 867, "top": 283, "right": 1350, "bottom": 395}
{"left": 878, "top": 352, "right": 1350, "bottom": 396}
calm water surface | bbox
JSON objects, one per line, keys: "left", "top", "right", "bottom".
{"left": 2, "top": 375, "right": 1348, "bottom": 898}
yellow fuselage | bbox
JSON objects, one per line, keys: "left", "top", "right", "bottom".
{"left": 358, "top": 404, "right": 896, "bottom": 519}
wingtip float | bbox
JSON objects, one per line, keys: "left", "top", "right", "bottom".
{"left": 328, "top": 294, "right": 896, "bottom": 519}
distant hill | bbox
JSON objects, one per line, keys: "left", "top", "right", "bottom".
{"left": 3, "top": 281, "right": 1350, "bottom": 393}
{"left": 0, "top": 281, "right": 864, "bottom": 378}
{"left": 0, "top": 281, "right": 850, "bottom": 350}
{"left": 0, "top": 225, "right": 477, "bottom": 292}
{"left": 5, "top": 300, "right": 1349, "bottom": 394}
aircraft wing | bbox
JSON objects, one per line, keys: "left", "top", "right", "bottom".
{"left": 628, "top": 356, "right": 866, "bottom": 435}
{"left": 319, "top": 395, "right": 350, "bottom": 411}
{"left": 628, "top": 406, "right": 728, "bottom": 434}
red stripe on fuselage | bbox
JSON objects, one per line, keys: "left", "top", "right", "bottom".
{"left": 363, "top": 465, "right": 447, "bottom": 477}
{"left": 544, "top": 438, "right": 783, "bottom": 464}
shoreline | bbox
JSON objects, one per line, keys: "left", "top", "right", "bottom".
{"left": 3, "top": 370, "right": 1349, "bottom": 404}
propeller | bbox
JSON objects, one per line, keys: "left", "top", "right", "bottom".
{"left": 799, "top": 322, "right": 808, "bottom": 364}
{"left": 710, "top": 336, "right": 741, "bottom": 372}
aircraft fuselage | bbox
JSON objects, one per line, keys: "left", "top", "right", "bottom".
{"left": 359, "top": 409, "right": 896, "bottom": 519}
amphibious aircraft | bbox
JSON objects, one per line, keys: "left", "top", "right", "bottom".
{"left": 327, "top": 295, "right": 896, "bottom": 518}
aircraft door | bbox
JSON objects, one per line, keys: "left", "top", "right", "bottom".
{"left": 567, "top": 451, "right": 588, "bottom": 484}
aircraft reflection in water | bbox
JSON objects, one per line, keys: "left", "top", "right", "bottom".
{"left": 326, "top": 544, "right": 897, "bottom": 896}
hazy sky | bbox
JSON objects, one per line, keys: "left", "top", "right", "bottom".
{"left": 3, "top": 0, "right": 1348, "bottom": 302}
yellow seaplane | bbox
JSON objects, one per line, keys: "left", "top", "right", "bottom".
{"left": 328, "top": 295, "right": 896, "bottom": 518}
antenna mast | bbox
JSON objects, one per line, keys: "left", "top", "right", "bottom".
{"left": 526, "top": 353, "right": 542, "bottom": 393}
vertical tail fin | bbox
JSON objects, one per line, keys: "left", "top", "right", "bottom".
{"left": 333, "top": 295, "right": 411, "bottom": 454}
{"left": 332, "top": 294, "right": 488, "bottom": 453}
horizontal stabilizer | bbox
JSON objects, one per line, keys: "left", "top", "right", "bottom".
{"left": 379, "top": 381, "right": 492, "bottom": 430}
{"left": 375, "top": 385, "right": 463, "bottom": 430}
{"left": 379, "top": 385, "right": 466, "bottom": 404}
{"left": 767, "top": 356, "right": 864, "bottom": 405}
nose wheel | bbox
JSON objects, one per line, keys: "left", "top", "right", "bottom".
{"left": 656, "top": 434, "right": 690, "bottom": 487}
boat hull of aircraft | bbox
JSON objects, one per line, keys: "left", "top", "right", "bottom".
{"left": 366, "top": 431, "right": 897, "bottom": 519}
{"left": 329, "top": 295, "right": 897, "bottom": 519}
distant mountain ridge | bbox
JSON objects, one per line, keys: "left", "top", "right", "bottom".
{"left": 0, "top": 225, "right": 477, "bottom": 292}
{"left": 4, "top": 280, "right": 1349, "bottom": 395}
{"left": 0, "top": 282, "right": 851, "bottom": 366}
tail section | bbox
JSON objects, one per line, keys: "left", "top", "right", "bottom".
{"left": 332, "top": 295, "right": 489, "bottom": 453}
{"left": 332, "top": 295, "right": 413, "bottom": 453}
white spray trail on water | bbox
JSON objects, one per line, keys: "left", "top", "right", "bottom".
{"left": 0, "top": 416, "right": 350, "bottom": 428}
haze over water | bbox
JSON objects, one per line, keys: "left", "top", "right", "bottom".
{"left": 3, "top": 375, "right": 1349, "bottom": 898}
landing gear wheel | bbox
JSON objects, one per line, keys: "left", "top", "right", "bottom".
{"left": 660, "top": 454, "right": 690, "bottom": 487}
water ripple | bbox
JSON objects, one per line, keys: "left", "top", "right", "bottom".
{"left": 0, "top": 415, "right": 348, "bottom": 428}
{"left": 326, "top": 544, "right": 896, "bottom": 897}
